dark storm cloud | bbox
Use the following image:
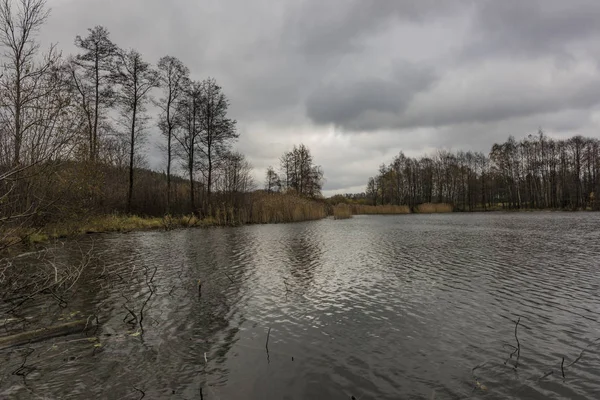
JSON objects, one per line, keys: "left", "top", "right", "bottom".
{"left": 465, "top": 0, "right": 600, "bottom": 59}
{"left": 306, "top": 63, "right": 436, "bottom": 130}
{"left": 284, "top": 0, "right": 463, "bottom": 57}
{"left": 43, "top": 0, "right": 600, "bottom": 194}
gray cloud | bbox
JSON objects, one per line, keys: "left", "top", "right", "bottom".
{"left": 306, "top": 63, "right": 436, "bottom": 130}
{"left": 42, "top": 0, "right": 600, "bottom": 194}
{"left": 465, "top": 1, "right": 600, "bottom": 60}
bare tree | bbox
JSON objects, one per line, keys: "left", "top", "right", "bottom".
{"left": 217, "top": 151, "right": 254, "bottom": 193}
{"left": 71, "top": 26, "right": 117, "bottom": 161}
{"left": 0, "top": 0, "right": 51, "bottom": 166}
{"left": 197, "top": 77, "right": 238, "bottom": 204}
{"left": 157, "top": 56, "right": 189, "bottom": 214}
{"left": 265, "top": 166, "right": 280, "bottom": 193}
{"left": 278, "top": 144, "right": 323, "bottom": 197}
{"left": 112, "top": 49, "right": 159, "bottom": 213}
{"left": 174, "top": 80, "right": 202, "bottom": 213}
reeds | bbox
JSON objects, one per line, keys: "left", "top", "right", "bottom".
{"left": 350, "top": 204, "right": 411, "bottom": 215}
{"left": 332, "top": 204, "right": 353, "bottom": 219}
{"left": 245, "top": 192, "right": 327, "bottom": 224}
{"left": 415, "top": 203, "right": 453, "bottom": 213}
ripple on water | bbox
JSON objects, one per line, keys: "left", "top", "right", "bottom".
{"left": 2, "top": 213, "right": 600, "bottom": 399}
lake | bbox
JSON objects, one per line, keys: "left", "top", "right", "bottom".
{"left": 2, "top": 213, "right": 600, "bottom": 399}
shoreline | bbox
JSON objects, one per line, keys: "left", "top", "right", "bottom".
{"left": 9, "top": 206, "right": 596, "bottom": 247}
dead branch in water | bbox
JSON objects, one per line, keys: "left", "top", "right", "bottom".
{"left": 1, "top": 239, "right": 93, "bottom": 316}
{"left": 0, "top": 318, "right": 97, "bottom": 350}
{"left": 223, "top": 271, "right": 234, "bottom": 284}
{"left": 266, "top": 326, "right": 272, "bottom": 363}
{"left": 139, "top": 265, "right": 158, "bottom": 334}
{"left": 504, "top": 317, "right": 521, "bottom": 369}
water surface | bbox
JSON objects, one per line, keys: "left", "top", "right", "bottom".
{"left": 2, "top": 213, "right": 600, "bottom": 399}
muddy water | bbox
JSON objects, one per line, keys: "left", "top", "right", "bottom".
{"left": 2, "top": 213, "right": 600, "bottom": 399}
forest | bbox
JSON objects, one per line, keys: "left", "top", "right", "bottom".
{"left": 0, "top": 0, "right": 327, "bottom": 244}
{"left": 363, "top": 132, "right": 600, "bottom": 211}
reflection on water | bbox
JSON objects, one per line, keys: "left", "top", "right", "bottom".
{"left": 2, "top": 213, "right": 600, "bottom": 399}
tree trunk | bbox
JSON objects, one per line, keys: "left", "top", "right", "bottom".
{"left": 93, "top": 52, "right": 100, "bottom": 162}
{"left": 127, "top": 101, "right": 137, "bottom": 214}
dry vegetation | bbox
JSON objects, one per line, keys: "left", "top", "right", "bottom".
{"left": 350, "top": 204, "right": 411, "bottom": 215}
{"left": 244, "top": 192, "right": 327, "bottom": 224}
{"left": 332, "top": 204, "right": 353, "bottom": 219}
{"left": 415, "top": 203, "right": 454, "bottom": 213}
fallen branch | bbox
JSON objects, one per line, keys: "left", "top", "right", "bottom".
{"left": 0, "top": 318, "right": 97, "bottom": 350}
{"left": 505, "top": 317, "right": 521, "bottom": 369}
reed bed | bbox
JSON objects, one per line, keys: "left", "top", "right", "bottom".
{"left": 333, "top": 204, "right": 353, "bottom": 220}
{"left": 245, "top": 193, "right": 327, "bottom": 224}
{"left": 351, "top": 204, "right": 411, "bottom": 215}
{"left": 415, "top": 203, "right": 453, "bottom": 213}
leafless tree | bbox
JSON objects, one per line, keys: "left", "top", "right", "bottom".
{"left": 157, "top": 55, "right": 189, "bottom": 214}
{"left": 174, "top": 80, "right": 202, "bottom": 213}
{"left": 216, "top": 151, "right": 254, "bottom": 193}
{"left": 70, "top": 26, "right": 117, "bottom": 161}
{"left": 279, "top": 144, "right": 323, "bottom": 198}
{"left": 112, "top": 48, "right": 159, "bottom": 213}
{"left": 0, "top": 0, "right": 79, "bottom": 230}
{"left": 0, "top": 0, "right": 52, "bottom": 166}
{"left": 196, "top": 77, "right": 238, "bottom": 204}
{"left": 265, "top": 166, "right": 280, "bottom": 193}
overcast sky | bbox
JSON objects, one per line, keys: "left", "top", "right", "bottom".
{"left": 44, "top": 0, "right": 600, "bottom": 196}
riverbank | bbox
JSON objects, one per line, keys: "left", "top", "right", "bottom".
{"left": 3, "top": 192, "right": 329, "bottom": 246}
{"left": 332, "top": 203, "right": 454, "bottom": 219}
{"left": 7, "top": 200, "right": 594, "bottom": 247}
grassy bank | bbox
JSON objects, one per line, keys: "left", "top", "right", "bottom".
{"left": 4, "top": 192, "right": 329, "bottom": 245}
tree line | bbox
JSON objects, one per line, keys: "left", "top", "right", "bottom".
{"left": 365, "top": 132, "right": 600, "bottom": 211}
{"left": 0, "top": 0, "right": 327, "bottom": 230}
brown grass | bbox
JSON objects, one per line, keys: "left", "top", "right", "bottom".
{"left": 244, "top": 193, "right": 327, "bottom": 224}
{"left": 415, "top": 203, "right": 453, "bottom": 213}
{"left": 351, "top": 204, "right": 411, "bottom": 215}
{"left": 333, "top": 204, "right": 353, "bottom": 219}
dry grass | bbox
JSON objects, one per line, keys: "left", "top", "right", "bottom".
{"left": 1, "top": 194, "right": 334, "bottom": 247}
{"left": 351, "top": 204, "right": 411, "bottom": 215}
{"left": 333, "top": 204, "right": 353, "bottom": 220}
{"left": 244, "top": 193, "right": 327, "bottom": 224}
{"left": 415, "top": 203, "right": 453, "bottom": 213}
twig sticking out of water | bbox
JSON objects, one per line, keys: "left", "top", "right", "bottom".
{"left": 539, "top": 370, "right": 553, "bottom": 380}
{"left": 198, "top": 279, "right": 202, "bottom": 297}
{"left": 505, "top": 317, "right": 521, "bottom": 369}
{"left": 12, "top": 347, "right": 35, "bottom": 376}
{"left": 133, "top": 386, "right": 145, "bottom": 399}
{"left": 223, "top": 272, "right": 234, "bottom": 284}
{"left": 567, "top": 337, "right": 600, "bottom": 368}
{"left": 139, "top": 266, "right": 157, "bottom": 335}
{"left": 266, "top": 327, "right": 271, "bottom": 350}
{"left": 200, "top": 387, "right": 204, "bottom": 400}
{"left": 266, "top": 327, "right": 272, "bottom": 364}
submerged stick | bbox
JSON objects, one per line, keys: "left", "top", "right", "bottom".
{"left": 505, "top": 317, "right": 521, "bottom": 369}
{"left": 561, "top": 357, "right": 565, "bottom": 379}
{"left": 223, "top": 272, "right": 234, "bottom": 284}
{"left": 0, "top": 319, "right": 97, "bottom": 350}
{"left": 514, "top": 317, "right": 521, "bottom": 368}
{"left": 198, "top": 279, "right": 202, "bottom": 297}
